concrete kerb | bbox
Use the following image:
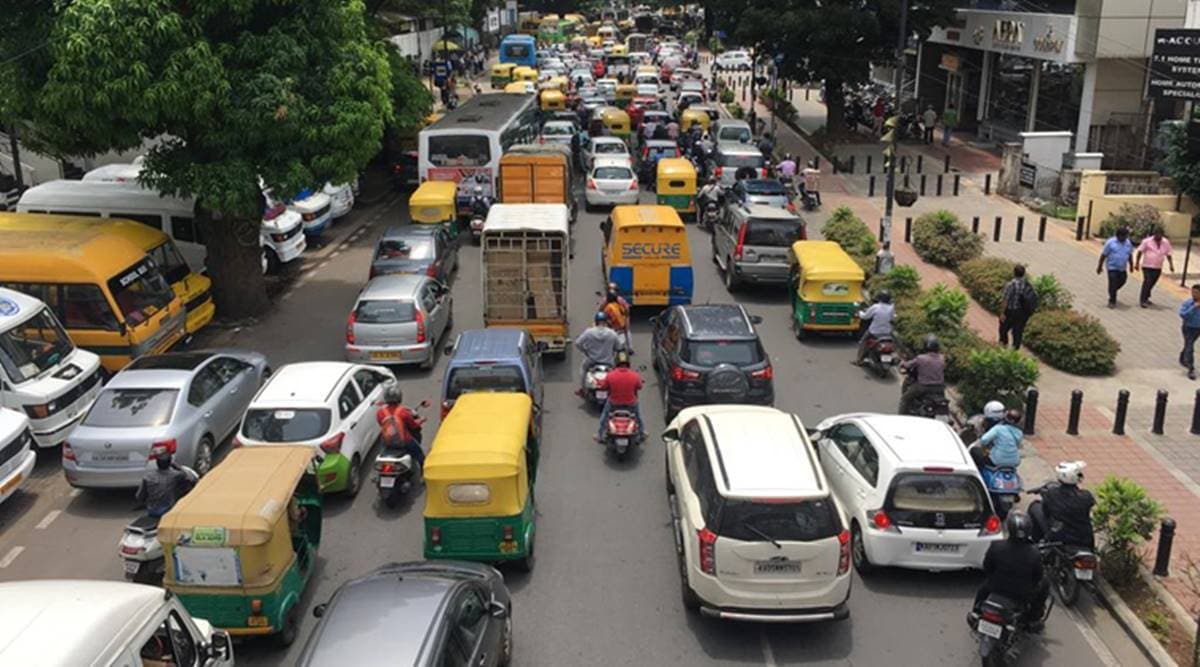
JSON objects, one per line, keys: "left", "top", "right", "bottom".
{"left": 1142, "top": 567, "right": 1200, "bottom": 645}
{"left": 1094, "top": 576, "right": 1182, "bottom": 667}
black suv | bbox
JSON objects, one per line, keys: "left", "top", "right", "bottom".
{"left": 650, "top": 304, "right": 774, "bottom": 421}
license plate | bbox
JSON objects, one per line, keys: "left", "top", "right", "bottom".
{"left": 615, "top": 438, "right": 629, "bottom": 447}
{"left": 247, "top": 616, "right": 270, "bottom": 627}
{"left": 915, "top": 542, "right": 961, "bottom": 553}
{"left": 1074, "top": 568, "right": 1094, "bottom": 581}
{"left": 595, "top": 390, "right": 608, "bottom": 400}
{"left": 880, "top": 354, "right": 893, "bottom": 363}
{"left": 123, "top": 560, "right": 140, "bottom": 575}
{"left": 499, "top": 541, "right": 519, "bottom": 554}
{"left": 0, "top": 473, "right": 22, "bottom": 495}
{"left": 380, "top": 477, "right": 397, "bottom": 489}
{"left": 91, "top": 453, "right": 129, "bottom": 463}
{"left": 371, "top": 351, "right": 402, "bottom": 361}
{"left": 754, "top": 561, "right": 803, "bottom": 574}
{"left": 977, "top": 619, "right": 1003, "bottom": 639}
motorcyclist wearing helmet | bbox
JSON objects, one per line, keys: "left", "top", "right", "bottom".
{"left": 469, "top": 184, "right": 493, "bottom": 220}
{"left": 1030, "top": 461, "right": 1096, "bottom": 549}
{"left": 855, "top": 290, "right": 896, "bottom": 366}
{"left": 595, "top": 350, "right": 644, "bottom": 442}
{"left": 574, "top": 311, "right": 625, "bottom": 392}
{"left": 975, "top": 510, "right": 1050, "bottom": 631}
{"left": 776, "top": 153, "right": 798, "bottom": 182}
{"left": 898, "top": 334, "right": 946, "bottom": 415}
{"left": 974, "top": 408, "right": 1024, "bottom": 470}
{"left": 376, "top": 384, "right": 426, "bottom": 469}
{"left": 134, "top": 443, "right": 196, "bottom": 519}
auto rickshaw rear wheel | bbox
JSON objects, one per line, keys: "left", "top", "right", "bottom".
{"left": 276, "top": 605, "right": 300, "bottom": 647}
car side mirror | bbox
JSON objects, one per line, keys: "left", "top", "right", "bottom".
{"left": 535, "top": 341, "right": 549, "bottom": 353}
{"left": 661, "top": 427, "right": 679, "bottom": 441}
{"left": 749, "top": 315, "right": 763, "bottom": 325}
{"left": 208, "top": 630, "right": 233, "bottom": 660}
{"left": 489, "top": 597, "right": 509, "bottom": 618}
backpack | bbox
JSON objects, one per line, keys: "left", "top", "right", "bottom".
{"left": 378, "top": 408, "right": 407, "bottom": 449}
{"left": 1019, "top": 281, "right": 1039, "bottom": 313}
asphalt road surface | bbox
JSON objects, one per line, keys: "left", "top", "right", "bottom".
{"left": 0, "top": 185, "right": 1150, "bottom": 666}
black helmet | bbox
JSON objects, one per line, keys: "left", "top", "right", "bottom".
{"left": 615, "top": 350, "right": 630, "bottom": 367}
{"left": 1005, "top": 510, "right": 1034, "bottom": 543}
{"left": 876, "top": 290, "right": 892, "bottom": 304}
{"left": 922, "top": 334, "right": 940, "bottom": 352}
{"left": 1005, "top": 408, "right": 1022, "bottom": 424}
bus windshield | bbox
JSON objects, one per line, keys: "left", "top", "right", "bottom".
{"left": 147, "top": 241, "right": 192, "bottom": 284}
{"left": 0, "top": 307, "right": 75, "bottom": 384}
{"left": 106, "top": 258, "right": 175, "bottom": 326}
{"left": 428, "top": 135, "right": 491, "bottom": 167}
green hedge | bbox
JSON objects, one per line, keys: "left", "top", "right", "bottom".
{"left": 866, "top": 264, "right": 921, "bottom": 302}
{"left": 912, "top": 210, "right": 984, "bottom": 269}
{"left": 1031, "top": 273, "right": 1073, "bottom": 311}
{"left": 957, "top": 257, "right": 1015, "bottom": 314}
{"left": 1097, "top": 203, "right": 1162, "bottom": 243}
{"left": 822, "top": 207, "right": 877, "bottom": 258}
{"left": 894, "top": 301, "right": 990, "bottom": 384}
{"left": 1024, "top": 310, "right": 1120, "bottom": 375}
{"left": 957, "top": 347, "right": 1040, "bottom": 414}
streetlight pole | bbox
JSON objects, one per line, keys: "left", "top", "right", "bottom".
{"left": 876, "top": 0, "right": 909, "bottom": 275}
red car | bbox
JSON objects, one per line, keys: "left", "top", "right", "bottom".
{"left": 592, "top": 60, "right": 606, "bottom": 78}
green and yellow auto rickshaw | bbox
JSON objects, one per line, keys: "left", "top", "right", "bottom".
{"left": 492, "top": 63, "right": 517, "bottom": 88}
{"left": 656, "top": 158, "right": 697, "bottom": 220}
{"left": 410, "top": 180, "right": 460, "bottom": 240}
{"left": 159, "top": 446, "right": 322, "bottom": 646}
{"left": 788, "top": 240, "right": 865, "bottom": 339}
{"left": 600, "top": 107, "right": 632, "bottom": 138}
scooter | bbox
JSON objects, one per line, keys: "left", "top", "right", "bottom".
{"left": 602, "top": 407, "right": 643, "bottom": 461}
{"left": 968, "top": 593, "right": 1053, "bottom": 666}
{"left": 970, "top": 444, "right": 1022, "bottom": 519}
{"left": 863, "top": 335, "right": 900, "bottom": 378}
{"left": 583, "top": 362, "right": 612, "bottom": 408}
{"left": 119, "top": 465, "right": 198, "bottom": 586}
{"left": 375, "top": 400, "right": 429, "bottom": 508}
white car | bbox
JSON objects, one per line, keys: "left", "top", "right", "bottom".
{"left": 582, "top": 136, "right": 632, "bottom": 170}
{"left": 539, "top": 120, "right": 576, "bottom": 146}
{"left": 324, "top": 182, "right": 356, "bottom": 219}
{"left": 261, "top": 181, "right": 333, "bottom": 236}
{"left": 596, "top": 78, "right": 619, "bottom": 101}
{"left": 811, "top": 413, "right": 1003, "bottom": 574}
{"left": 715, "top": 50, "right": 753, "bottom": 71}
{"left": 665, "top": 405, "right": 852, "bottom": 622}
{"left": 635, "top": 83, "right": 660, "bottom": 99}
{"left": 635, "top": 73, "right": 659, "bottom": 87}
{"left": 261, "top": 205, "right": 307, "bottom": 274}
{"left": 236, "top": 362, "right": 396, "bottom": 496}
{"left": 585, "top": 159, "right": 640, "bottom": 209}
{"left": 0, "top": 409, "right": 37, "bottom": 506}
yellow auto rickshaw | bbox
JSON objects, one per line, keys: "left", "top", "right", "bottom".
{"left": 615, "top": 83, "right": 637, "bottom": 109}
{"left": 159, "top": 446, "right": 321, "bottom": 646}
{"left": 680, "top": 108, "right": 711, "bottom": 133}
{"left": 491, "top": 62, "right": 517, "bottom": 88}
{"left": 513, "top": 66, "right": 539, "bottom": 83}
{"left": 410, "top": 180, "right": 460, "bottom": 240}
{"left": 587, "top": 34, "right": 603, "bottom": 47}
{"left": 424, "top": 392, "right": 540, "bottom": 571}
{"left": 788, "top": 240, "right": 865, "bottom": 338}
{"left": 547, "top": 75, "right": 569, "bottom": 93}
{"left": 600, "top": 107, "right": 632, "bottom": 138}
{"left": 540, "top": 89, "right": 566, "bottom": 111}
{"left": 505, "top": 81, "right": 534, "bottom": 94}
{"left": 656, "top": 158, "right": 697, "bottom": 219}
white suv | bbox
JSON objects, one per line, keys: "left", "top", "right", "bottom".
{"left": 811, "top": 413, "right": 1003, "bottom": 574}
{"left": 715, "top": 50, "right": 753, "bottom": 71}
{"left": 664, "top": 405, "right": 852, "bottom": 622}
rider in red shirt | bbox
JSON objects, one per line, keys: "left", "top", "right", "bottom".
{"left": 376, "top": 385, "right": 426, "bottom": 467}
{"left": 596, "top": 351, "right": 644, "bottom": 441}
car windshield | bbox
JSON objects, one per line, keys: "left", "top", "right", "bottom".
{"left": 719, "top": 128, "right": 752, "bottom": 143}
{"left": 241, "top": 408, "right": 332, "bottom": 442}
{"left": 355, "top": 300, "right": 416, "bottom": 324}
{"left": 647, "top": 147, "right": 676, "bottom": 159}
{"left": 0, "top": 307, "right": 76, "bottom": 384}
{"left": 147, "top": 241, "right": 192, "bottom": 285}
{"left": 887, "top": 473, "right": 989, "bottom": 529}
{"left": 543, "top": 125, "right": 572, "bottom": 135}
{"left": 719, "top": 152, "right": 763, "bottom": 168}
{"left": 594, "top": 166, "right": 633, "bottom": 179}
{"left": 683, "top": 340, "right": 761, "bottom": 367}
{"left": 744, "top": 180, "right": 787, "bottom": 195}
{"left": 446, "top": 365, "right": 527, "bottom": 400}
{"left": 427, "top": 135, "right": 491, "bottom": 168}
{"left": 718, "top": 497, "right": 841, "bottom": 542}
{"left": 106, "top": 258, "right": 176, "bottom": 327}
{"left": 377, "top": 238, "right": 434, "bottom": 260}
{"left": 84, "top": 388, "right": 178, "bottom": 428}
{"left": 746, "top": 219, "right": 803, "bottom": 247}
{"left": 595, "top": 142, "right": 626, "bottom": 154}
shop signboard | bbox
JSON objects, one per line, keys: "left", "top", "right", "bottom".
{"left": 1149, "top": 29, "right": 1200, "bottom": 101}
{"left": 1019, "top": 161, "right": 1037, "bottom": 189}
{"left": 928, "top": 9, "right": 1080, "bottom": 63}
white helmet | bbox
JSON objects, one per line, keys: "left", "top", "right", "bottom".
{"left": 983, "top": 400, "right": 1005, "bottom": 421}
{"left": 1055, "top": 461, "right": 1086, "bottom": 486}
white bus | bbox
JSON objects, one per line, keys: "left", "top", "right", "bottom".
{"left": 418, "top": 93, "right": 540, "bottom": 216}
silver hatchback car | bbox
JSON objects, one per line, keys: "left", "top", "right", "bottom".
{"left": 62, "top": 350, "right": 270, "bottom": 488}
{"left": 344, "top": 274, "right": 453, "bottom": 370}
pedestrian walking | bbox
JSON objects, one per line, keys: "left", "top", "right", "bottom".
{"left": 1134, "top": 227, "right": 1174, "bottom": 307}
{"left": 921, "top": 105, "right": 937, "bottom": 145}
{"left": 1096, "top": 226, "right": 1135, "bottom": 307}
{"left": 941, "top": 104, "right": 958, "bottom": 146}
{"left": 998, "top": 265, "right": 1038, "bottom": 349}
{"left": 1179, "top": 284, "right": 1200, "bottom": 379}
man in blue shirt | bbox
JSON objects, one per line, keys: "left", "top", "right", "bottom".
{"left": 1096, "top": 227, "right": 1135, "bottom": 307}
{"left": 975, "top": 408, "right": 1024, "bottom": 469}
{"left": 1179, "top": 284, "right": 1200, "bottom": 380}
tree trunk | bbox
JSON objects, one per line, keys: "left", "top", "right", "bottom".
{"left": 823, "top": 77, "right": 847, "bottom": 138}
{"left": 201, "top": 208, "right": 270, "bottom": 320}
{"left": 703, "top": 1, "right": 714, "bottom": 42}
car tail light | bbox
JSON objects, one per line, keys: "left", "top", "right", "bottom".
{"left": 430, "top": 526, "right": 442, "bottom": 546}
{"left": 837, "top": 529, "right": 851, "bottom": 575}
{"left": 870, "top": 509, "right": 899, "bottom": 533}
{"left": 733, "top": 221, "right": 748, "bottom": 261}
{"left": 62, "top": 442, "right": 75, "bottom": 462}
{"left": 346, "top": 311, "right": 356, "bottom": 344}
{"left": 714, "top": 167, "right": 723, "bottom": 178}
{"left": 697, "top": 527, "right": 717, "bottom": 575}
{"left": 670, "top": 365, "right": 700, "bottom": 381}
{"left": 503, "top": 525, "right": 515, "bottom": 541}
{"left": 750, "top": 365, "right": 773, "bottom": 380}
{"left": 786, "top": 202, "right": 796, "bottom": 213}
{"left": 629, "top": 178, "right": 639, "bottom": 190}
{"left": 760, "top": 168, "right": 768, "bottom": 178}
{"left": 441, "top": 400, "right": 453, "bottom": 419}
{"left": 799, "top": 224, "right": 808, "bottom": 240}
{"left": 319, "top": 432, "right": 344, "bottom": 453}
{"left": 149, "top": 439, "right": 177, "bottom": 459}
{"left": 427, "top": 263, "right": 439, "bottom": 277}
{"left": 1073, "top": 554, "right": 1098, "bottom": 569}
{"left": 392, "top": 163, "right": 403, "bottom": 174}
{"left": 980, "top": 515, "right": 1002, "bottom": 536}
{"left": 587, "top": 178, "right": 598, "bottom": 190}
{"left": 923, "top": 466, "right": 954, "bottom": 473}
{"left": 415, "top": 309, "right": 427, "bottom": 344}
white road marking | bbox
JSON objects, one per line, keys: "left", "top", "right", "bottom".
{"left": 70, "top": 488, "right": 82, "bottom": 498}
{"left": 759, "top": 631, "right": 777, "bottom": 667}
{"left": 0, "top": 546, "right": 24, "bottom": 568}
{"left": 1061, "top": 601, "right": 1121, "bottom": 667}
{"left": 331, "top": 251, "right": 341, "bottom": 258}
{"left": 317, "top": 260, "right": 330, "bottom": 270}
{"left": 35, "top": 510, "right": 61, "bottom": 530}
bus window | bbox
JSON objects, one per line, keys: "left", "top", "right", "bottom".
{"left": 428, "top": 136, "right": 490, "bottom": 167}
{"left": 171, "top": 215, "right": 204, "bottom": 245}
{"left": 60, "top": 285, "right": 120, "bottom": 331}
{"left": 106, "top": 258, "right": 175, "bottom": 326}
{"left": 113, "top": 213, "right": 164, "bottom": 230}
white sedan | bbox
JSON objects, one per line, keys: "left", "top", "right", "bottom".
{"left": 585, "top": 159, "right": 640, "bottom": 209}
{"left": 539, "top": 121, "right": 575, "bottom": 146}
{"left": 582, "top": 136, "right": 631, "bottom": 171}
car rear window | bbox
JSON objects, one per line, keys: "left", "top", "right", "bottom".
{"left": 719, "top": 152, "right": 762, "bottom": 168}
{"left": 242, "top": 408, "right": 332, "bottom": 442}
{"left": 377, "top": 238, "right": 434, "bottom": 260}
{"left": 886, "top": 473, "right": 990, "bottom": 529}
{"left": 542, "top": 125, "right": 571, "bottom": 135}
{"left": 745, "top": 219, "right": 803, "bottom": 247}
{"left": 446, "top": 365, "right": 527, "bottom": 400}
{"left": 717, "top": 497, "right": 841, "bottom": 542}
{"left": 683, "top": 340, "right": 761, "bottom": 367}
{"left": 84, "top": 389, "right": 178, "bottom": 427}
{"left": 743, "top": 180, "right": 787, "bottom": 195}
{"left": 355, "top": 300, "right": 416, "bottom": 324}
{"left": 718, "top": 128, "right": 752, "bottom": 143}
{"left": 594, "top": 166, "right": 633, "bottom": 179}
{"left": 595, "top": 142, "right": 626, "bottom": 154}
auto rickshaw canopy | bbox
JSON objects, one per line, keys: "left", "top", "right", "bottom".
{"left": 539, "top": 89, "right": 566, "bottom": 109}
{"left": 409, "top": 180, "right": 458, "bottom": 223}
{"left": 680, "top": 108, "right": 710, "bottom": 131}
{"left": 505, "top": 81, "right": 534, "bottom": 93}
{"left": 790, "top": 241, "right": 865, "bottom": 301}
{"left": 656, "top": 158, "right": 697, "bottom": 188}
{"left": 492, "top": 63, "right": 517, "bottom": 77}
{"left": 513, "top": 66, "right": 539, "bottom": 82}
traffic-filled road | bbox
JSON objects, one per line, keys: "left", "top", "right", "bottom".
{"left": 0, "top": 183, "right": 1149, "bottom": 665}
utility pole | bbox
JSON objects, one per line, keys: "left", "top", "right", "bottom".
{"left": 7, "top": 125, "right": 23, "bottom": 191}
{"left": 876, "top": 0, "right": 909, "bottom": 275}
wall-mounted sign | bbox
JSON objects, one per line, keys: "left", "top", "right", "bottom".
{"left": 1149, "top": 29, "right": 1200, "bottom": 101}
{"left": 1033, "top": 26, "right": 1064, "bottom": 54}
{"left": 929, "top": 10, "right": 1080, "bottom": 63}
{"left": 939, "top": 53, "right": 961, "bottom": 72}
{"left": 992, "top": 19, "right": 1024, "bottom": 50}
{"left": 1019, "top": 161, "right": 1037, "bottom": 189}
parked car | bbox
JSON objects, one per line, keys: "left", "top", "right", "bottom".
{"left": 664, "top": 405, "right": 852, "bottom": 622}
{"left": 713, "top": 203, "right": 806, "bottom": 290}
{"left": 440, "top": 328, "right": 544, "bottom": 419}
{"left": 324, "top": 182, "right": 356, "bottom": 219}
{"left": 811, "top": 413, "right": 1004, "bottom": 573}
{"left": 0, "top": 409, "right": 36, "bottom": 506}
{"left": 263, "top": 183, "right": 333, "bottom": 237}
{"left": 237, "top": 362, "right": 396, "bottom": 495}
{"left": 582, "top": 136, "right": 632, "bottom": 170}
{"left": 63, "top": 350, "right": 270, "bottom": 487}
{"left": 585, "top": 159, "right": 640, "bottom": 209}
{"left": 650, "top": 304, "right": 773, "bottom": 421}
{"left": 714, "top": 50, "right": 753, "bottom": 71}
{"left": 390, "top": 150, "right": 420, "bottom": 191}
{"left": 345, "top": 274, "right": 453, "bottom": 370}
{"left": 370, "top": 225, "right": 457, "bottom": 283}
{"left": 727, "top": 178, "right": 794, "bottom": 211}
{"left": 297, "top": 560, "right": 514, "bottom": 667}
{"left": 539, "top": 120, "right": 576, "bottom": 147}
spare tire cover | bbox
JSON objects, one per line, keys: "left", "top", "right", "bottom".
{"left": 705, "top": 363, "right": 749, "bottom": 403}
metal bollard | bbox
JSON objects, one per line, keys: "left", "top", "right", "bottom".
{"left": 919, "top": 174, "right": 926, "bottom": 196}
{"left": 805, "top": 88, "right": 809, "bottom": 101}
{"left": 848, "top": 155, "right": 856, "bottom": 174}
{"left": 1153, "top": 518, "right": 1176, "bottom": 576}
{"left": 1038, "top": 216, "right": 1047, "bottom": 241}
{"left": 1067, "top": 390, "right": 1083, "bottom": 435}
{"left": 1113, "top": 389, "right": 1129, "bottom": 435}
{"left": 943, "top": 154, "right": 951, "bottom": 173}
{"left": 916, "top": 154, "right": 923, "bottom": 173}
{"left": 972, "top": 216, "right": 980, "bottom": 234}
{"left": 993, "top": 216, "right": 1002, "bottom": 243}
{"left": 984, "top": 173, "right": 992, "bottom": 195}
{"left": 953, "top": 174, "right": 960, "bottom": 196}
{"left": 1024, "top": 388, "right": 1038, "bottom": 435}
{"left": 1076, "top": 216, "right": 1086, "bottom": 241}
{"left": 904, "top": 217, "right": 912, "bottom": 243}
{"left": 936, "top": 174, "right": 943, "bottom": 197}
{"left": 869, "top": 175, "right": 876, "bottom": 197}
{"left": 832, "top": 160, "right": 839, "bottom": 175}
{"left": 1016, "top": 216, "right": 1025, "bottom": 242}
{"left": 866, "top": 155, "right": 873, "bottom": 173}
{"left": 901, "top": 156, "right": 908, "bottom": 173}
{"left": 813, "top": 156, "right": 820, "bottom": 170}
{"left": 1192, "top": 389, "right": 1200, "bottom": 435}
{"left": 1153, "top": 389, "right": 1168, "bottom": 435}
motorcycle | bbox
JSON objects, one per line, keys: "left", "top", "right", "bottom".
{"left": 899, "top": 370, "right": 952, "bottom": 425}
{"left": 968, "top": 593, "right": 1053, "bottom": 666}
{"left": 863, "top": 334, "right": 900, "bottom": 378}
{"left": 583, "top": 363, "right": 612, "bottom": 408}
{"left": 375, "top": 400, "right": 430, "bottom": 508}
{"left": 602, "top": 407, "right": 643, "bottom": 460}
{"left": 119, "top": 464, "right": 198, "bottom": 585}
{"left": 1028, "top": 486, "right": 1099, "bottom": 606}
{"left": 700, "top": 198, "right": 721, "bottom": 231}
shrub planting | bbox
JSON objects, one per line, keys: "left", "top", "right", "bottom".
{"left": 1024, "top": 309, "right": 1120, "bottom": 375}
{"left": 911, "top": 209, "right": 984, "bottom": 268}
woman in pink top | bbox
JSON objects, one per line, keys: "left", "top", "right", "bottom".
{"left": 1135, "top": 228, "right": 1175, "bottom": 307}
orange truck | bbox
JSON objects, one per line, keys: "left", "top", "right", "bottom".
{"left": 497, "top": 145, "right": 578, "bottom": 224}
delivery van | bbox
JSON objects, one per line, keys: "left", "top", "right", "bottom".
{"left": 602, "top": 205, "right": 693, "bottom": 305}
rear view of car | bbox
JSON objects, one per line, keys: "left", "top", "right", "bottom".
{"left": 586, "top": 161, "right": 640, "bottom": 209}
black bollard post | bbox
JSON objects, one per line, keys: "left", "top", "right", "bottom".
{"left": 904, "top": 217, "right": 912, "bottom": 243}
{"left": 936, "top": 174, "right": 943, "bottom": 196}
{"left": 866, "top": 155, "right": 873, "bottom": 173}
{"left": 813, "top": 156, "right": 820, "bottom": 171}
{"left": 832, "top": 160, "right": 839, "bottom": 175}
{"left": 901, "top": 156, "right": 908, "bottom": 173}
{"left": 1153, "top": 390, "right": 1168, "bottom": 435}
{"left": 1038, "top": 216, "right": 1047, "bottom": 241}
{"left": 943, "top": 154, "right": 951, "bottom": 173}
{"left": 1016, "top": 216, "right": 1025, "bottom": 242}
{"left": 993, "top": 216, "right": 1002, "bottom": 242}
{"left": 1076, "top": 216, "right": 1086, "bottom": 241}
{"left": 984, "top": 173, "right": 992, "bottom": 195}
{"left": 916, "top": 154, "right": 923, "bottom": 173}
{"left": 1153, "top": 518, "right": 1176, "bottom": 576}
{"left": 1192, "top": 389, "right": 1200, "bottom": 435}
{"left": 1067, "top": 390, "right": 1083, "bottom": 435}
{"left": 919, "top": 174, "right": 926, "bottom": 196}
{"left": 869, "top": 175, "right": 876, "bottom": 197}
{"left": 849, "top": 155, "right": 856, "bottom": 174}
{"left": 972, "top": 216, "right": 980, "bottom": 234}
{"left": 954, "top": 174, "right": 961, "bottom": 196}
{"left": 1024, "top": 388, "right": 1039, "bottom": 435}
{"left": 1113, "top": 389, "right": 1130, "bottom": 435}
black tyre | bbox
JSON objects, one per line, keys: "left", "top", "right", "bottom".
{"left": 514, "top": 534, "right": 535, "bottom": 572}
{"left": 345, "top": 454, "right": 364, "bottom": 497}
{"left": 193, "top": 435, "right": 215, "bottom": 477}
{"left": 265, "top": 248, "right": 281, "bottom": 275}
{"left": 500, "top": 611, "right": 514, "bottom": 665}
{"left": 851, "top": 523, "right": 876, "bottom": 575}
{"left": 723, "top": 260, "right": 739, "bottom": 291}
{"left": 792, "top": 315, "right": 806, "bottom": 340}
{"left": 276, "top": 605, "right": 300, "bottom": 647}
{"left": 1053, "top": 557, "right": 1080, "bottom": 606}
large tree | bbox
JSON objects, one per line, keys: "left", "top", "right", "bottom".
{"left": 5, "top": 0, "right": 394, "bottom": 318}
